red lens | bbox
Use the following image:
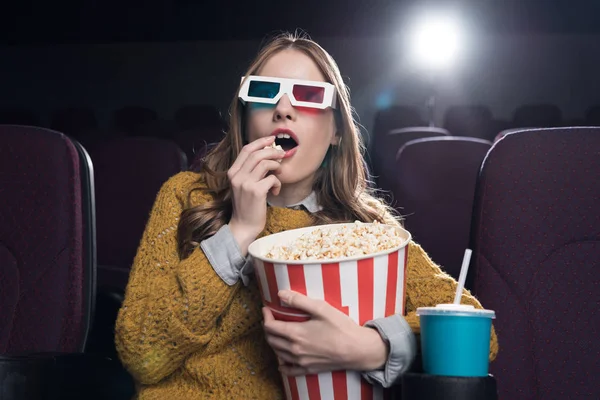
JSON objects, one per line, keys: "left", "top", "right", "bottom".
{"left": 292, "top": 84, "right": 325, "bottom": 104}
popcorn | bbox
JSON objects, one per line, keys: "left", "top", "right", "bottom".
{"left": 264, "top": 141, "right": 284, "bottom": 163}
{"left": 265, "top": 221, "right": 402, "bottom": 261}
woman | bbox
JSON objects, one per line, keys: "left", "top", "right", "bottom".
{"left": 115, "top": 32, "right": 498, "bottom": 399}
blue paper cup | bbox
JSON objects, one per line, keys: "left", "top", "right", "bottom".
{"left": 416, "top": 304, "right": 495, "bottom": 377}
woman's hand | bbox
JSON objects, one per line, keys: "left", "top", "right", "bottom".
{"left": 262, "top": 290, "right": 389, "bottom": 376}
{"left": 228, "top": 136, "right": 285, "bottom": 255}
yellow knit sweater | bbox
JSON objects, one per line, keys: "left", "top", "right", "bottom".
{"left": 115, "top": 171, "right": 498, "bottom": 400}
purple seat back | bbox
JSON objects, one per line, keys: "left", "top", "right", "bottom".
{"left": 493, "top": 128, "right": 529, "bottom": 143}
{"left": 393, "top": 136, "right": 491, "bottom": 280}
{"left": 471, "top": 127, "right": 600, "bottom": 399}
{"left": 0, "top": 125, "right": 94, "bottom": 355}
{"left": 377, "top": 127, "right": 449, "bottom": 191}
{"left": 87, "top": 138, "right": 187, "bottom": 291}
{"left": 443, "top": 105, "right": 495, "bottom": 140}
{"left": 513, "top": 104, "right": 563, "bottom": 128}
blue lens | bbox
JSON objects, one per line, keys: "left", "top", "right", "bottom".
{"left": 248, "top": 102, "right": 275, "bottom": 110}
{"left": 248, "top": 81, "right": 281, "bottom": 99}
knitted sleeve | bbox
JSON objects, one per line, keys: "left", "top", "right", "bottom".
{"left": 115, "top": 172, "right": 242, "bottom": 384}
{"left": 403, "top": 242, "right": 499, "bottom": 361}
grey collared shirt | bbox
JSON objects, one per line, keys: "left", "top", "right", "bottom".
{"left": 269, "top": 190, "right": 323, "bottom": 213}
{"left": 200, "top": 192, "right": 416, "bottom": 387}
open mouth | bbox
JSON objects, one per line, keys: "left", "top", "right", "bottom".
{"left": 274, "top": 133, "right": 298, "bottom": 152}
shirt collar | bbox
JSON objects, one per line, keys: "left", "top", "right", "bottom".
{"left": 267, "top": 191, "right": 323, "bottom": 213}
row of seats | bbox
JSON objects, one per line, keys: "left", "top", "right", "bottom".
{"left": 371, "top": 104, "right": 600, "bottom": 143}
{"left": 389, "top": 127, "right": 599, "bottom": 399}
{"left": 0, "top": 124, "right": 598, "bottom": 399}
{"left": 374, "top": 123, "right": 597, "bottom": 292}
{"left": 370, "top": 120, "right": 596, "bottom": 198}
{"left": 370, "top": 105, "right": 598, "bottom": 198}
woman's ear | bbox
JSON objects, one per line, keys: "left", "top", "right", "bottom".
{"left": 330, "top": 133, "right": 341, "bottom": 146}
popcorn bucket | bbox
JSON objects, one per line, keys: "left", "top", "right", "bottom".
{"left": 248, "top": 223, "right": 411, "bottom": 400}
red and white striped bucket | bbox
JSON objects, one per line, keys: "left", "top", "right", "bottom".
{"left": 248, "top": 223, "right": 411, "bottom": 400}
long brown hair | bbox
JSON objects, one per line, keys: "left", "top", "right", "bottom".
{"left": 178, "top": 32, "right": 400, "bottom": 258}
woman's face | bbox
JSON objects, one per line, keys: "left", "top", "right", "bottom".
{"left": 245, "top": 49, "right": 338, "bottom": 187}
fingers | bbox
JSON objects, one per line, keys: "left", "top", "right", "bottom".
{"left": 230, "top": 140, "right": 284, "bottom": 182}
{"left": 276, "top": 351, "right": 297, "bottom": 366}
{"left": 265, "top": 332, "right": 293, "bottom": 353}
{"left": 235, "top": 175, "right": 281, "bottom": 202}
{"left": 228, "top": 145, "right": 284, "bottom": 193}
{"left": 278, "top": 290, "right": 328, "bottom": 318}
{"left": 263, "top": 306, "right": 333, "bottom": 376}
{"left": 249, "top": 159, "right": 282, "bottom": 181}
{"left": 262, "top": 306, "right": 275, "bottom": 323}
{"left": 229, "top": 136, "right": 276, "bottom": 176}
{"left": 239, "top": 147, "right": 285, "bottom": 176}
{"left": 262, "top": 307, "right": 294, "bottom": 339}
{"left": 230, "top": 160, "right": 282, "bottom": 197}
{"left": 254, "top": 174, "right": 282, "bottom": 196}
{"left": 265, "top": 336, "right": 316, "bottom": 376}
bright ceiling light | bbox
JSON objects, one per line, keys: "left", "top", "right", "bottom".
{"left": 411, "top": 16, "right": 462, "bottom": 70}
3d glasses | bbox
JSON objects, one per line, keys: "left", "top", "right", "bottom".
{"left": 238, "top": 75, "right": 337, "bottom": 110}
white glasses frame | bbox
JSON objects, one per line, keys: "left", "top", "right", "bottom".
{"left": 238, "top": 75, "right": 338, "bottom": 110}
